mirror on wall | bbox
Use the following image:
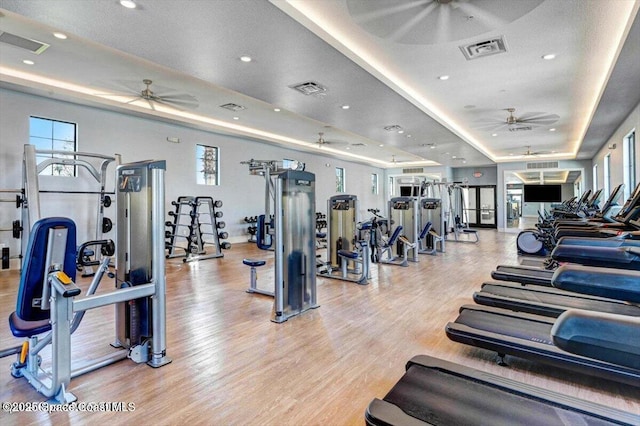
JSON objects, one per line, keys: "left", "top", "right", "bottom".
{"left": 505, "top": 169, "right": 583, "bottom": 231}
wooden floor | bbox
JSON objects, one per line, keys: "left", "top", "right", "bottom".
{"left": 1, "top": 229, "right": 639, "bottom": 425}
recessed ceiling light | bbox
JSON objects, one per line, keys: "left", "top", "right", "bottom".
{"left": 345, "top": 146, "right": 351, "bottom": 150}
{"left": 406, "top": 134, "right": 412, "bottom": 138}
{"left": 240, "top": 55, "right": 252, "bottom": 62}
{"left": 542, "top": 53, "right": 556, "bottom": 60}
{"left": 462, "top": 160, "right": 467, "bottom": 164}
{"left": 341, "top": 105, "right": 350, "bottom": 110}
{"left": 22, "top": 59, "right": 34, "bottom": 65}
{"left": 233, "top": 116, "right": 239, "bottom": 120}
{"left": 273, "top": 108, "right": 281, "bottom": 112}
{"left": 398, "top": 130, "right": 404, "bottom": 134}
{"left": 438, "top": 75, "right": 450, "bottom": 81}
{"left": 430, "top": 145, "right": 436, "bottom": 149}
{"left": 120, "top": 0, "right": 137, "bottom": 9}
{"left": 549, "top": 128, "right": 556, "bottom": 132}
{"left": 492, "top": 133, "right": 498, "bottom": 137}
{"left": 509, "top": 153, "right": 514, "bottom": 156}
{"left": 53, "top": 32, "right": 67, "bottom": 40}
{"left": 452, "top": 155, "right": 457, "bottom": 159}
{"left": 551, "top": 150, "right": 557, "bottom": 153}
{"left": 379, "top": 144, "right": 384, "bottom": 147}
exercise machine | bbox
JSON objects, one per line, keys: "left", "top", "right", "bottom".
{"left": 365, "top": 355, "right": 639, "bottom": 425}
{"left": 318, "top": 194, "right": 369, "bottom": 285}
{"left": 21, "top": 144, "right": 119, "bottom": 274}
{"left": 418, "top": 197, "right": 444, "bottom": 255}
{"left": 446, "top": 183, "right": 479, "bottom": 243}
{"left": 243, "top": 159, "right": 319, "bottom": 322}
{"left": 377, "top": 197, "right": 418, "bottom": 266}
{"left": 1, "top": 160, "right": 170, "bottom": 403}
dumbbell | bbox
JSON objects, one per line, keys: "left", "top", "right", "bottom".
{"left": 218, "top": 232, "right": 229, "bottom": 239}
{"left": 217, "top": 221, "right": 225, "bottom": 229}
{"left": 215, "top": 211, "right": 223, "bottom": 218}
{"left": 102, "top": 217, "right": 113, "bottom": 233}
{"left": 102, "top": 195, "right": 112, "bottom": 208}
{"left": 220, "top": 242, "right": 231, "bottom": 250}
{"left": 214, "top": 200, "right": 223, "bottom": 208}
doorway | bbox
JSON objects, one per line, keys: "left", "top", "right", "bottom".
{"left": 464, "top": 185, "right": 497, "bottom": 228}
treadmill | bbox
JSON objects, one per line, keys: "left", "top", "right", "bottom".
{"left": 365, "top": 355, "right": 640, "bottom": 426}
{"left": 445, "top": 275, "right": 640, "bottom": 386}
{"left": 476, "top": 265, "right": 640, "bottom": 317}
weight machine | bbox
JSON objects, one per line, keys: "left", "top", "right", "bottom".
{"left": 318, "top": 194, "right": 370, "bottom": 285}
{"left": 21, "top": 144, "right": 120, "bottom": 273}
{"left": 243, "top": 159, "right": 319, "bottom": 322}
{"left": 376, "top": 197, "right": 419, "bottom": 267}
{"left": 447, "top": 183, "right": 479, "bottom": 243}
{"left": 1, "top": 160, "right": 170, "bottom": 404}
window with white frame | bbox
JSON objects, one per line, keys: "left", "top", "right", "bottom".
{"left": 335, "top": 167, "right": 345, "bottom": 192}
{"left": 623, "top": 130, "right": 636, "bottom": 199}
{"left": 604, "top": 153, "right": 611, "bottom": 197}
{"left": 29, "top": 116, "right": 77, "bottom": 176}
{"left": 196, "top": 144, "right": 219, "bottom": 185}
{"left": 371, "top": 173, "right": 379, "bottom": 195}
{"left": 593, "top": 164, "right": 598, "bottom": 192}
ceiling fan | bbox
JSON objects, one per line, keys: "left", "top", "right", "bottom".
{"left": 475, "top": 108, "right": 559, "bottom": 132}
{"left": 314, "top": 132, "right": 348, "bottom": 147}
{"left": 97, "top": 79, "right": 199, "bottom": 111}
{"left": 517, "top": 145, "right": 550, "bottom": 157}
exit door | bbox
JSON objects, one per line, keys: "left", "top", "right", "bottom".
{"left": 464, "top": 185, "right": 497, "bottom": 228}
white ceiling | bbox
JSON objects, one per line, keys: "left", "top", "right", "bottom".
{"left": 0, "top": 0, "right": 638, "bottom": 169}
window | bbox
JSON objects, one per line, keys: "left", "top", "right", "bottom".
{"left": 196, "top": 144, "right": 219, "bottom": 185}
{"left": 335, "top": 167, "right": 345, "bottom": 192}
{"left": 623, "top": 130, "right": 636, "bottom": 199}
{"left": 371, "top": 173, "right": 379, "bottom": 195}
{"left": 603, "top": 153, "right": 611, "bottom": 197}
{"left": 29, "top": 116, "right": 77, "bottom": 176}
{"left": 593, "top": 164, "right": 598, "bottom": 192}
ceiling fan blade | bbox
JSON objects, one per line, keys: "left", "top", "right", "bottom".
{"left": 147, "top": 99, "right": 156, "bottom": 111}
{"left": 473, "top": 122, "right": 510, "bottom": 132}
{"left": 517, "top": 112, "right": 559, "bottom": 125}
{"left": 349, "top": 0, "right": 430, "bottom": 25}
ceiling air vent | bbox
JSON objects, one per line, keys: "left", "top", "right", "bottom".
{"left": 460, "top": 36, "right": 507, "bottom": 61}
{"left": 219, "top": 103, "right": 246, "bottom": 111}
{"left": 384, "top": 125, "right": 403, "bottom": 132}
{"left": 403, "top": 167, "right": 424, "bottom": 174}
{"left": 0, "top": 31, "right": 50, "bottom": 54}
{"left": 351, "top": 143, "right": 366, "bottom": 147}
{"left": 527, "top": 161, "right": 558, "bottom": 169}
{"left": 509, "top": 126, "right": 532, "bottom": 132}
{"left": 290, "top": 81, "right": 327, "bottom": 96}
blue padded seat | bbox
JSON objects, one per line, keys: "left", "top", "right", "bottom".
{"left": 243, "top": 258, "right": 266, "bottom": 267}
{"left": 385, "top": 226, "right": 403, "bottom": 248}
{"left": 10, "top": 217, "right": 77, "bottom": 337}
{"left": 419, "top": 222, "right": 433, "bottom": 239}
{"left": 338, "top": 250, "right": 359, "bottom": 259}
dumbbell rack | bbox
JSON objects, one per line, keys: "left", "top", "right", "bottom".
{"left": 244, "top": 216, "right": 259, "bottom": 243}
{"left": 165, "top": 196, "right": 230, "bottom": 262}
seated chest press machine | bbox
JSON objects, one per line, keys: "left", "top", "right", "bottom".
{"left": 318, "top": 194, "right": 370, "bottom": 285}
{"left": 0, "top": 160, "right": 171, "bottom": 404}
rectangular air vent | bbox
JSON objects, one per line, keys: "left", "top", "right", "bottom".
{"left": 351, "top": 143, "right": 366, "bottom": 147}
{"left": 219, "top": 103, "right": 246, "bottom": 111}
{"left": 0, "top": 31, "right": 49, "bottom": 54}
{"left": 290, "top": 81, "right": 327, "bottom": 96}
{"left": 402, "top": 168, "right": 424, "bottom": 174}
{"left": 509, "top": 126, "right": 532, "bottom": 132}
{"left": 384, "top": 125, "right": 403, "bottom": 132}
{"left": 527, "top": 161, "right": 559, "bottom": 169}
{"left": 460, "top": 36, "right": 507, "bottom": 61}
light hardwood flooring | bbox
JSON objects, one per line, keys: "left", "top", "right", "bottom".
{"left": 1, "top": 229, "right": 639, "bottom": 425}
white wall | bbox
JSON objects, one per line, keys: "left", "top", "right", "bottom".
{"left": 0, "top": 88, "right": 386, "bottom": 265}
{"left": 591, "top": 101, "right": 639, "bottom": 200}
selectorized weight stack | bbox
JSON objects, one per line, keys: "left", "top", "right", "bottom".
{"left": 419, "top": 197, "right": 445, "bottom": 255}
{"left": 243, "top": 159, "right": 319, "bottom": 322}
{"left": 386, "top": 196, "right": 419, "bottom": 264}
{"left": 319, "top": 194, "right": 369, "bottom": 284}
{"left": 113, "top": 160, "right": 171, "bottom": 366}
{"left": 273, "top": 170, "right": 319, "bottom": 323}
